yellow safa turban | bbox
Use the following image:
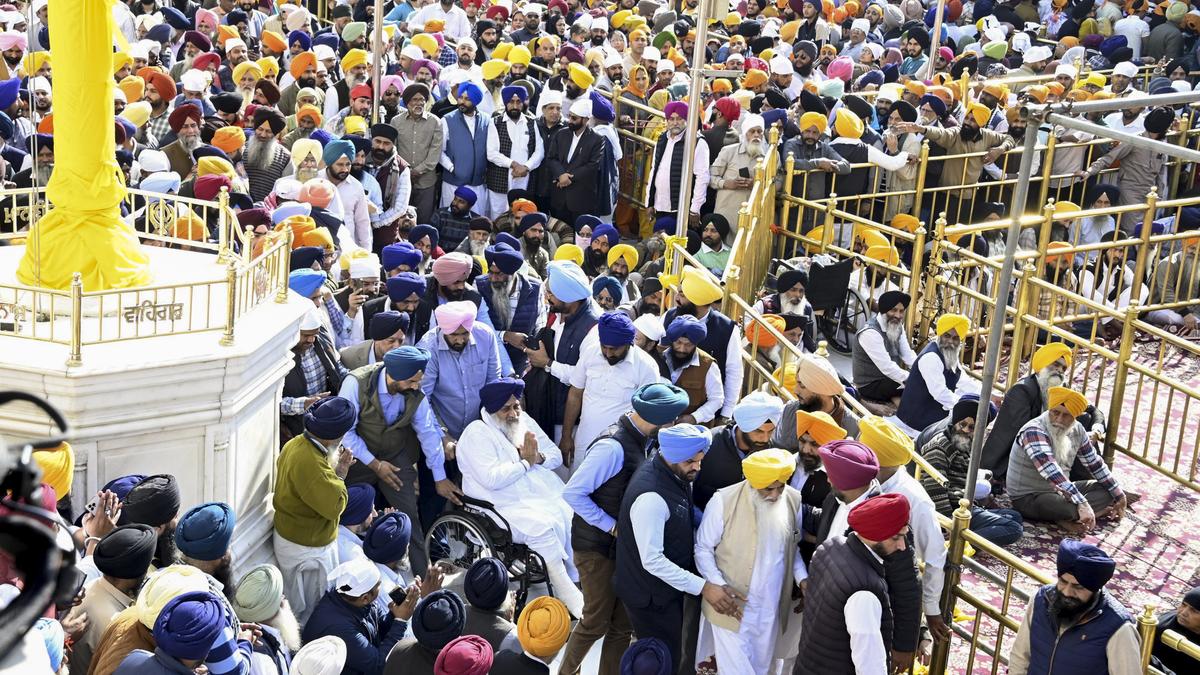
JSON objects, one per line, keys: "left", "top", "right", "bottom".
{"left": 554, "top": 243, "right": 584, "bottom": 266}
{"left": 795, "top": 410, "right": 847, "bottom": 445}
{"left": 799, "top": 111, "right": 828, "bottom": 133}
{"left": 680, "top": 267, "right": 723, "bottom": 306}
{"left": 1032, "top": 343, "right": 1073, "bottom": 372}
{"left": 743, "top": 448, "right": 797, "bottom": 489}
{"left": 568, "top": 62, "right": 594, "bottom": 89}
{"left": 22, "top": 51, "right": 49, "bottom": 75}
{"left": 965, "top": 101, "right": 991, "bottom": 127}
{"left": 32, "top": 443, "right": 74, "bottom": 497}
{"left": 302, "top": 226, "right": 335, "bottom": 250}
{"left": 233, "top": 60, "right": 263, "bottom": 84}
{"left": 517, "top": 596, "right": 570, "bottom": 658}
{"left": 741, "top": 68, "right": 768, "bottom": 89}
{"left": 1048, "top": 386, "right": 1087, "bottom": 417}
{"left": 607, "top": 243, "right": 638, "bottom": 269}
{"left": 257, "top": 57, "right": 280, "bottom": 79}
{"left": 834, "top": 108, "right": 863, "bottom": 140}
{"left": 509, "top": 45, "right": 532, "bottom": 66}
{"left": 411, "top": 33, "right": 438, "bottom": 57}
{"left": 197, "top": 157, "right": 236, "bottom": 180}
{"left": 482, "top": 58, "right": 510, "bottom": 80}
{"left": 341, "top": 48, "right": 369, "bottom": 72}
{"left": 136, "top": 565, "right": 211, "bottom": 628}
{"left": 936, "top": 313, "right": 970, "bottom": 339}
{"left": 344, "top": 115, "right": 368, "bottom": 136}
{"left": 858, "top": 415, "right": 913, "bottom": 467}
{"left": 865, "top": 244, "right": 900, "bottom": 265}
{"left": 119, "top": 76, "right": 146, "bottom": 104}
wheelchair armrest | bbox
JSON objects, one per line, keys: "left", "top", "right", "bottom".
{"left": 458, "top": 494, "right": 498, "bottom": 512}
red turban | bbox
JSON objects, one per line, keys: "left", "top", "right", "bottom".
{"left": 714, "top": 96, "right": 741, "bottom": 124}
{"left": 848, "top": 493, "right": 910, "bottom": 542}
{"left": 168, "top": 104, "right": 202, "bottom": 132}
{"left": 434, "top": 635, "right": 493, "bottom": 675}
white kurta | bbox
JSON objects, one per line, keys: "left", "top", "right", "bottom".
{"left": 694, "top": 490, "right": 808, "bottom": 675}
{"left": 457, "top": 411, "right": 573, "bottom": 562}
{"left": 568, "top": 344, "right": 663, "bottom": 467}
{"left": 336, "top": 525, "right": 365, "bottom": 565}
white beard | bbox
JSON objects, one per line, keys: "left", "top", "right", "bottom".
{"left": 264, "top": 599, "right": 302, "bottom": 652}
{"left": 245, "top": 136, "right": 277, "bottom": 171}
{"left": 884, "top": 318, "right": 904, "bottom": 345}
{"left": 179, "top": 134, "right": 201, "bottom": 152}
{"left": 751, "top": 490, "right": 792, "bottom": 547}
{"left": 296, "top": 167, "right": 319, "bottom": 182}
{"left": 1036, "top": 369, "right": 1066, "bottom": 405}
{"left": 744, "top": 139, "right": 764, "bottom": 157}
{"left": 493, "top": 412, "right": 527, "bottom": 447}
{"left": 1048, "top": 421, "right": 1076, "bottom": 467}
{"left": 779, "top": 296, "right": 805, "bottom": 315}
{"left": 469, "top": 239, "right": 488, "bottom": 256}
{"left": 940, "top": 344, "right": 961, "bottom": 372}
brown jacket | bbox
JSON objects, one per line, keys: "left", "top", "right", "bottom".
{"left": 87, "top": 606, "right": 154, "bottom": 675}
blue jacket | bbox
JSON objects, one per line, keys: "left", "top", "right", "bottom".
{"left": 1026, "top": 584, "right": 1132, "bottom": 675}
{"left": 443, "top": 110, "right": 490, "bottom": 187}
{"left": 301, "top": 591, "right": 408, "bottom": 675}
{"left": 115, "top": 648, "right": 202, "bottom": 675}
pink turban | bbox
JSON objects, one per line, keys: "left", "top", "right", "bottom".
{"left": 380, "top": 74, "right": 404, "bottom": 95}
{"left": 434, "top": 300, "right": 476, "bottom": 334}
{"left": 0, "top": 32, "right": 27, "bottom": 52}
{"left": 431, "top": 252, "right": 473, "bottom": 286}
{"left": 827, "top": 56, "right": 854, "bottom": 83}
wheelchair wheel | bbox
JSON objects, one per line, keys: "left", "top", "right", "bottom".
{"left": 425, "top": 513, "right": 497, "bottom": 571}
{"left": 824, "top": 290, "right": 869, "bottom": 355}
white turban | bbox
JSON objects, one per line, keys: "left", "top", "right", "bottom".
{"left": 740, "top": 113, "right": 764, "bottom": 142}
{"left": 851, "top": 18, "right": 870, "bottom": 35}
{"left": 291, "top": 636, "right": 347, "bottom": 675}
{"left": 1054, "top": 63, "right": 1077, "bottom": 79}
{"left": 569, "top": 98, "right": 593, "bottom": 118}
{"left": 180, "top": 68, "right": 208, "bottom": 93}
{"left": 1113, "top": 61, "right": 1138, "bottom": 79}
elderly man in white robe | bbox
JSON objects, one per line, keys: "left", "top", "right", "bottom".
{"left": 457, "top": 377, "right": 587, "bottom": 617}
{"left": 695, "top": 448, "right": 806, "bottom": 675}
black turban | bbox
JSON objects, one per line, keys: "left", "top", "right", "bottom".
{"left": 211, "top": 91, "right": 243, "bottom": 115}
{"left": 877, "top": 290, "right": 911, "bottom": 312}
{"left": 119, "top": 475, "right": 181, "bottom": 527}
{"left": 782, "top": 313, "right": 809, "bottom": 332}
{"left": 842, "top": 95, "right": 873, "bottom": 122}
{"left": 369, "top": 310, "right": 410, "bottom": 340}
{"left": 252, "top": 106, "right": 286, "bottom": 135}
{"left": 1144, "top": 107, "right": 1174, "bottom": 136}
{"left": 370, "top": 123, "right": 398, "bottom": 143}
{"left": 95, "top": 524, "right": 157, "bottom": 579}
{"left": 402, "top": 83, "right": 430, "bottom": 104}
{"left": 777, "top": 269, "right": 808, "bottom": 293}
{"left": 889, "top": 100, "right": 918, "bottom": 123}
{"left": 641, "top": 277, "right": 663, "bottom": 297}
{"left": 799, "top": 89, "right": 827, "bottom": 115}
{"left": 906, "top": 26, "right": 931, "bottom": 50}
{"left": 700, "top": 213, "right": 730, "bottom": 239}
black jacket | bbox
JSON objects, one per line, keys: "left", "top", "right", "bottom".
{"left": 545, "top": 126, "right": 604, "bottom": 221}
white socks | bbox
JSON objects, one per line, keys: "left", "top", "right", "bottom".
{"left": 546, "top": 556, "right": 586, "bottom": 618}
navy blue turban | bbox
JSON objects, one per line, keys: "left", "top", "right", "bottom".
{"left": 485, "top": 243, "right": 524, "bottom": 275}
{"left": 653, "top": 215, "right": 676, "bottom": 234}
{"left": 290, "top": 246, "right": 325, "bottom": 271}
{"left": 304, "top": 396, "right": 357, "bottom": 439}
{"left": 340, "top": 484, "right": 376, "bottom": 526}
{"left": 621, "top": 637, "right": 672, "bottom": 675}
{"left": 590, "top": 90, "right": 615, "bottom": 123}
{"left": 370, "top": 311, "right": 409, "bottom": 340}
{"left": 454, "top": 185, "right": 478, "bottom": 207}
{"left": 161, "top": 6, "right": 189, "bottom": 30}
{"left": 146, "top": 23, "right": 172, "bottom": 43}
{"left": 464, "top": 557, "right": 509, "bottom": 610}
{"left": 408, "top": 223, "right": 440, "bottom": 248}
{"left": 517, "top": 212, "right": 548, "bottom": 235}
{"left": 382, "top": 242, "right": 423, "bottom": 271}
{"left": 597, "top": 310, "right": 635, "bottom": 347}
{"left": 314, "top": 33, "right": 339, "bottom": 51}
{"left": 574, "top": 214, "right": 602, "bottom": 233}
{"left": 664, "top": 315, "right": 707, "bottom": 345}
{"left": 154, "top": 591, "right": 228, "bottom": 661}
{"left": 480, "top": 378, "right": 525, "bottom": 414}
{"left": 592, "top": 275, "right": 622, "bottom": 303}
{"left": 289, "top": 30, "right": 312, "bottom": 50}
{"left": 1056, "top": 540, "right": 1116, "bottom": 592}
{"left": 501, "top": 85, "right": 528, "bottom": 103}
{"left": 387, "top": 272, "right": 427, "bottom": 303}
{"left": 495, "top": 232, "right": 521, "bottom": 250}
{"left": 920, "top": 94, "right": 946, "bottom": 119}
{"left": 175, "top": 502, "right": 236, "bottom": 562}
{"left": 0, "top": 111, "right": 13, "bottom": 140}
{"left": 591, "top": 223, "right": 619, "bottom": 247}
{"left": 103, "top": 474, "right": 147, "bottom": 500}
{"left": 383, "top": 346, "right": 430, "bottom": 381}
{"left": 631, "top": 383, "right": 689, "bottom": 425}
{"left": 191, "top": 144, "right": 228, "bottom": 161}
{"left": 951, "top": 393, "right": 998, "bottom": 426}
{"left": 344, "top": 134, "right": 371, "bottom": 157}
{"left": 414, "top": 589, "right": 467, "bottom": 651}
{"left": 363, "top": 511, "right": 412, "bottom": 564}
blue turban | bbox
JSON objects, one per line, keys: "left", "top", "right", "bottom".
{"left": 370, "top": 311, "right": 410, "bottom": 340}
{"left": 413, "top": 589, "right": 467, "bottom": 651}
{"left": 597, "top": 310, "right": 635, "bottom": 346}
{"left": 289, "top": 268, "right": 326, "bottom": 298}
{"left": 290, "top": 246, "right": 325, "bottom": 271}
{"left": 161, "top": 6, "right": 190, "bottom": 29}
{"left": 495, "top": 232, "right": 521, "bottom": 250}
{"left": 382, "top": 242, "right": 423, "bottom": 270}
{"left": 288, "top": 30, "right": 312, "bottom": 50}
{"left": 620, "top": 637, "right": 672, "bottom": 675}
{"left": 303, "top": 396, "right": 357, "bottom": 439}
{"left": 408, "top": 223, "right": 440, "bottom": 247}
{"left": 310, "top": 129, "right": 334, "bottom": 147}
{"left": 485, "top": 243, "right": 524, "bottom": 275}
{"left": 28, "top": 133, "right": 53, "bottom": 155}
{"left": 920, "top": 94, "right": 947, "bottom": 119}
{"left": 146, "top": 23, "right": 172, "bottom": 43}
{"left": 191, "top": 144, "right": 228, "bottom": 161}
{"left": 590, "top": 90, "right": 615, "bottom": 123}
{"left": 386, "top": 272, "right": 427, "bottom": 303}
{"left": 0, "top": 111, "right": 13, "bottom": 140}
{"left": 501, "top": 85, "right": 528, "bottom": 103}
{"left": 383, "top": 345, "right": 430, "bottom": 381}
{"left": 457, "top": 81, "right": 484, "bottom": 106}
{"left": 35, "top": 618, "right": 65, "bottom": 672}
{"left": 140, "top": 172, "right": 181, "bottom": 195}
{"left": 480, "top": 378, "right": 525, "bottom": 414}
{"left": 658, "top": 423, "right": 712, "bottom": 463}
{"left": 454, "top": 185, "right": 478, "bottom": 207}
{"left": 340, "top": 484, "right": 376, "bottom": 526}
{"left": 761, "top": 109, "right": 787, "bottom": 130}
{"left": 363, "top": 511, "right": 412, "bottom": 564}
{"left": 464, "top": 558, "right": 509, "bottom": 610}
{"left": 517, "top": 212, "right": 548, "bottom": 235}
{"left": 1056, "top": 540, "right": 1116, "bottom": 592}
{"left": 664, "top": 315, "right": 707, "bottom": 345}
{"left": 592, "top": 275, "right": 623, "bottom": 303}
{"left": 591, "top": 222, "right": 619, "bottom": 247}
{"left": 732, "top": 391, "right": 785, "bottom": 432}
{"left": 272, "top": 201, "right": 312, "bottom": 224}
{"left": 653, "top": 215, "right": 677, "bottom": 233}
{"left": 631, "top": 383, "right": 689, "bottom": 425}
{"left": 546, "top": 260, "right": 591, "bottom": 303}
{"left": 344, "top": 134, "right": 371, "bottom": 157}
{"left": 314, "top": 33, "right": 340, "bottom": 51}
{"left": 153, "top": 591, "right": 228, "bottom": 661}
{"left": 952, "top": 393, "right": 997, "bottom": 425}
{"left": 322, "top": 139, "right": 355, "bottom": 166}
{"left": 857, "top": 69, "right": 884, "bottom": 90}
{"left": 973, "top": 0, "right": 994, "bottom": 18}
{"left": 175, "top": 502, "right": 236, "bottom": 561}
{"left": 1100, "top": 35, "right": 1127, "bottom": 60}
{"left": 102, "top": 474, "right": 147, "bottom": 500}
{"left": 574, "top": 214, "right": 602, "bottom": 233}
{"left": 882, "top": 63, "right": 899, "bottom": 83}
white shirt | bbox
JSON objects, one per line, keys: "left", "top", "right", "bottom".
{"left": 486, "top": 114, "right": 545, "bottom": 191}
{"left": 650, "top": 131, "right": 710, "bottom": 214}
{"left": 1102, "top": 110, "right": 1145, "bottom": 135}
{"left": 569, "top": 342, "right": 663, "bottom": 453}
{"left": 879, "top": 470, "right": 947, "bottom": 615}
{"left": 822, "top": 483, "right": 877, "bottom": 545}
{"left": 630, "top": 490, "right": 707, "bottom": 595}
{"left": 666, "top": 350, "right": 724, "bottom": 424}
{"left": 567, "top": 128, "right": 586, "bottom": 162}
{"left": 332, "top": 175, "right": 372, "bottom": 251}
{"left": 857, "top": 322, "right": 917, "bottom": 385}
{"left": 697, "top": 307, "right": 744, "bottom": 418}
{"left": 1113, "top": 16, "right": 1150, "bottom": 60}
{"left": 845, "top": 539, "right": 889, "bottom": 675}
{"left": 915, "top": 349, "right": 979, "bottom": 412}
{"left": 412, "top": 3, "right": 472, "bottom": 39}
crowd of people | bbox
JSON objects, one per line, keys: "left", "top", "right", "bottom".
{"left": 5, "top": 0, "right": 1200, "bottom": 673}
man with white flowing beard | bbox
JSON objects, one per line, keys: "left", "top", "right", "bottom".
{"left": 1008, "top": 386, "right": 1128, "bottom": 535}
{"left": 896, "top": 313, "right": 980, "bottom": 436}
{"left": 852, "top": 290, "right": 917, "bottom": 404}
{"left": 694, "top": 449, "right": 806, "bottom": 675}
{"left": 710, "top": 112, "right": 765, "bottom": 228}
{"left": 476, "top": 242, "right": 545, "bottom": 375}
{"left": 456, "top": 378, "right": 587, "bottom": 617}
{"left": 232, "top": 564, "right": 303, "bottom": 671}
{"left": 244, "top": 106, "right": 292, "bottom": 202}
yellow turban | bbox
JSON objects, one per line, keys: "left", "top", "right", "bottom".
{"left": 197, "top": 157, "right": 236, "bottom": 180}
{"left": 32, "top": 443, "right": 74, "bottom": 497}
{"left": 774, "top": 361, "right": 798, "bottom": 391}
{"left": 344, "top": 115, "right": 368, "bottom": 136}
{"left": 22, "top": 51, "right": 49, "bottom": 75}
{"left": 936, "top": 313, "right": 970, "bottom": 339}
{"left": 834, "top": 108, "right": 864, "bottom": 140}
{"left": 517, "top": 596, "right": 571, "bottom": 658}
{"left": 121, "top": 101, "right": 152, "bottom": 128}
{"left": 509, "top": 45, "right": 532, "bottom": 66}
{"left": 302, "top": 226, "right": 335, "bottom": 250}
{"left": 965, "top": 101, "right": 991, "bottom": 127}
{"left": 781, "top": 20, "right": 801, "bottom": 43}
{"left": 904, "top": 80, "right": 926, "bottom": 97}
{"left": 257, "top": 57, "right": 280, "bottom": 79}
{"left": 741, "top": 68, "right": 768, "bottom": 89}
{"left": 1084, "top": 72, "right": 1107, "bottom": 88}
{"left": 1032, "top": 343, "right": 1074, "bottom": 372}
{"left": 1024, "top": 85, "right": 1049, "bottom": 104}
{"left": 568, "top": 62, "right": 595, "bottom": 89}
{"left": 233, "top": 60, "right": 263, "bottom": 84}
{"left": 1047, "top": 386, "right": 1087, "bottom": 417}
{"left": 492, "top": 42, "right": 512, "bottom": 61}
{"left": 612, "top": 9, "right": 632, "bottom": 27}
{"left": 854, "top": 225, "right": 889, "bottom": 250}
{"left": 858, "top": 415, "right": 914, "bottom": 467}
{"left": 865, "top": 244, "right": 900, "bottom": 266}
{"left": 119, "top": 76, "right": 146, "bottom": 104}
{"left": 981, "top": 83, "right": 1008, "bottom": 102}
{"left": 340, "top": 247, "right": 373, "bottom": 271}
{"left": 341, "top": 48, "right": 369, "bottom": 72}
{"left": 711, "top": 78, "right": 732, "bottom": 93}
{"left": 799, "top": 111, "right": 827, "bottom": 133}
{"left": 607, "top": 243, "right": 638, "bottom": 269}
{"left": 482, "top": 58, "right": 510, "bottom": 80}
{"left": 1053, "top": 201, "right": 1080, "bottom": 219}
{"left": 742, "top": 448, "right": 797, "bottom": 489}
{"left": 795, "top": 410, "right": 847, "bottom": 445}
{"left": 554, "top": 243, "right": 585, "bottom": 266}
{"left": 412, "top": 33, "right": 438, "bottom": 57}
{"left": 680, "top": 267, "right": 723, "bottom": 306}
{"left": 113, "top": 51, "right": 133, "bottom": 75}
{"left": 172, "top": 210, "right": 207, "bottom": 241}
{"left": 278, "top": 215, "right": 317, "bottom": 249}
{"left": 136, "top": 565, "right": 212, "bottom": 629}
{"left": 891, "top": 213, "right": 919, "bottom": 234}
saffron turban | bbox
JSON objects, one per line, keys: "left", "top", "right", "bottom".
{"left": 621, "top": 637, "right": 673, "bottom": 674}
{"left": 796, "top": 354, "right": 844, "bottom": 396}
{"left": 480, "top": 378, "right": 525, "bottom": 414}
{"left": 658, "top": 423, "right": 712, "bottom": 463}
{"left": 795, "top": 410, "right": 847, "bottom": 445}
{"left": 936, "top": 313, "right": 970, "bottom": 339}
{"left": 382, "top": 242, "right": 422, "bottom": 271}
{"left": 485, "top": 243, "right": 523, "bottom": 275}
{"left": 608, "top": 243, "right": 639, "bottom": 269}
{"left": 136, "top": 565, "right": 211, "bottom": 629}
{"left": 680, "top": 267, "right": 723, "bottom": 306}
{"left": 305, "top": 396, "right": 356, "bottom": 439}
{"left": 435, "top": 635, "right": 494, "bottom": 675}
{"left": 364, "top": 511, "right": 412, "bottom": 564}
{"left": 857, "top": 415, "right": 913, "bottom": 468}
{"left": 414, "top": 590, "right": 467, "bottom": 651}
{"left": 597, "top": 310, "right": 636, "bottom": 346}
{"left": 211, "top": 126, "right": 246, "bottom": 154}
{"left": 819, "top": 440, "right": 879, "bottom": 490}
{"left": 175, "top": 502, "right": 236, "bottom": 561}
{"left": 120, "top": 475, "right": 181, "bottom": 527}
{"left": 232, "top": 564, "right": 284, "bottom": 623}
{"left": 664, "top": 315, "right": 706, "bottom": 345}
{"left": 292, "top": 636, "right": 347, "bottom": 675}
{"left": 1032, "top": 342, "right": 1073, "bottom": 372}
{"left": 592, "top": 275, "right": 622, "bottom": 304}
{"left": 546, "top": 261, "right": 591, "bottom": 303}
{"left": 288, "top": 268, "right": 325, "bottom": 298}
{"left": 94, "top": 524, "right": 157, "bottom": 580}
{"left": 383, "top": 346, "right": 430, "bottom": 381}
{"left": 409, "top": 224, "right": 440, "bottom": 247}
{"left": 432, "top": 252, "right": 474, "bottom": 286}
{"left": 1056, "top": 540, "right": 1116, "bottom": 592}
{"left": 848, "top": 493, "right": 911, "bottom": 541}
{"left": 369, "top": 311, "right": 409, "bottom": 341}
{"left": 742, "top": 448, "right": 797, "bottom": 489}
{"left": 153, "top": 590, "right": 227, "bottom": 660}
{"left": 340, "top": 484, "right": 376, "bottom": 526}
{"left": 517, "top": 596, "right": 571, "bottom": 658}
{"left": 1048, "top": 386, "right": 1088, "bottom": 417}
{"left": 290, "top": 50, "right": 316, "bottom": 80}
{"left": 732, "top": 391, "right": 785, "bottom": 431}
{"left": 387, "top": 273, "right": 426, "bottom": 303}
{"left": 464, "top": 558, "right": 509, "bottom": 610}
{"left": 631, "top": 383, "right": 689, "bottom": 425}
{"left": 31, "top": 443, "right": 73, "bottom": 497}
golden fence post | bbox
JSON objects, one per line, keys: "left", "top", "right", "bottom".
{"left": 911, "top": 141, "right": 930, "bottom": 218}
{"left": 216, "top": 187, "right": 231, "bottom": 264}
{"left": 67, "top": 272, "right": 82, "bottom": 367}
{"left": 821, "top": 193, "right": 837, "bottom": 253}
{"left": 929, "top": 499, "right": 973, "bottom": 674}
{"left": 916, "top": 214, "right": 947, "bottom": 342}
{"left": 907, "top": 224, "right": 927, "bottom": 337}
{"left": 220, "top": 261, "right": 237, "bottom": 347}
{"left": 781, "top": 154, "right": 796, "bottom": 244}
{"left": 1008, "top": 261, "right": 1038, "bottom": 386}
{"left": 1170, "top": 111, "right": 1191, "bottom": 195}
{"left": 1138, "top": 605, "right": 1158, "bottom": 672}
{"left": 1036, "top": 134, "right": 1056, "bottom": 208}
{"left": 1035, "top": 200, "right": 1056, "bottom": 275}
{"left": 1130, "top": 188, "right": 1158, "bottom": 305}
{"left": 1105, "top": 300, "right": 1140, "bottom": 466}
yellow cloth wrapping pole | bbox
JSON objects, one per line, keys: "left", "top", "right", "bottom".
{"left": 16, "top": 0, "right": 151, "bottom": 290}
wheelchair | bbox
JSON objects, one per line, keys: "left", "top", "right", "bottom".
{"left": 425, "top": 494, "right": 552, "bottom": 615}
{"left": 766, "top": 256, "right": 870, "bottom": 355}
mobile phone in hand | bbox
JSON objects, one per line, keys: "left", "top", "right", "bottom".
{"left": 388, "top": 585, "right": 408, "bottom": 606}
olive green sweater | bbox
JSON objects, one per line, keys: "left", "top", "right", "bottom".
{"left": 273, "top": 434, "right": 347, "bottom": 547}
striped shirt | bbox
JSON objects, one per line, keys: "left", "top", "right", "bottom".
{"left": 244, "top": 143, "right": 292, "bottom": 203}
{"left": 1010, "top": 415, "right": 1123, "bottom": 505}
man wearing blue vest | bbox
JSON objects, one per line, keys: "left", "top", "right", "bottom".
{"left": 896, "top": 313, "right": 979, "bottom": 435}
{"left": 663, "top": 267, "right": 743, "bottom": 425}
{"left": 477, "top": 242, "right": 544, "bottom": 375}
{"left": 1008, "top": 540, "right": 1141, "bottom": 675}
{"left": 439, "top": 80, "right": 490, "bottom": 209}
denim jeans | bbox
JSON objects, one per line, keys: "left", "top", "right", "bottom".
{"left": 970, "top": 506, "right": 1025, "bottom": 546}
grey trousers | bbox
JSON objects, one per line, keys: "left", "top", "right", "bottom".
{"left": 1011, "top": 480, "right": 1116, "bottom": 522}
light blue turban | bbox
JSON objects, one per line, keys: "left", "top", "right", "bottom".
{"left": 732, "top": 391, "right": 785, "bottom": 432}
{"left": 546, "top": 260, "right": 591, "bottom": 303}
{"left": 658, "top": 424, "right": 712, "bottom": 463}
